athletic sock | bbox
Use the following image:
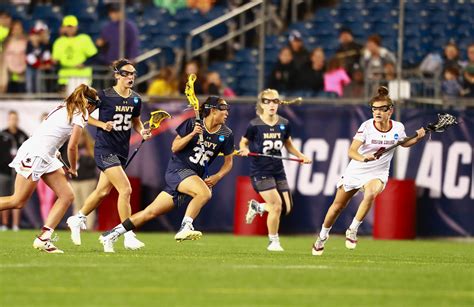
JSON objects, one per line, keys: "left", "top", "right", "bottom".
{"left": 268, "top": 234, "right": 279, "bottom": 242}
{"left": 114, "top": 218, "right": 136, "bottom": 236}
{"left": 77, "top": 211, "right": 86, "bottom": 218}
{"left": 181, "top": 216, "right": 193, "bottom": 227}
{"left": 257, "top": 203, "right": 265, "bottom": 214}
{"left": 39, "top": 226, "right": 54, "bottom": 240}
{"left": 349, "top": 218, "right": 362, "bottom": 232}
{"left": 319, "top": 226, "right": 331, "bottom": 240}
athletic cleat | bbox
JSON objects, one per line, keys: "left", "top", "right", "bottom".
{"left": 174, "top": 223, "right": 202, "bottom": 242}
{"left": 33, "top": 236, "right": 64, "bottom": 254}
{"left": 312, "top": 235, "right": 328, "bottom": 256}
{"left": 245, "top": 199, "right": 262, "bottom": 224}
{"left": 267, "top": 241, "right": 284, "bottom": 252}
{"left": 67, "top": 215, "right": 87, "bottom": 246}
{"left": 345, "top": 228, "right": 358, "bottom": 250}
{"left": 99, "top": 230, "right": 120, "bottom": 253}
{"left": 123, "top": 231, "right": 145, "bottom": 250}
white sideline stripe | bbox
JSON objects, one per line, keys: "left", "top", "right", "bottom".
{"left": 0, "top": 263, "right": 104, "bottom": 268}
{"left": 231, "top": 264, "right": 330, "bottom": 270}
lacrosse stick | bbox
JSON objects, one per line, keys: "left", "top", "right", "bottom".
{"left": 373, "top": 113, "right": 458, "bottom": 159}
{"left": 125, "top": 110, "right": 171, "bottom": 169}
{"left": 248, "top": 152, "right": 305, "bottom": 163}
{"left": 185, "top": 73, "right": 204, "bottom": 145}
{"left": 280, "top": 97, "right": 302, "bottom": 105}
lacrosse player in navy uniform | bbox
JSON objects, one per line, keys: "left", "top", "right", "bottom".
{"left": 67, "top": 59, "right": 152, "bottom": 250}
{"left": 98, "top": 96, "right": 234, "bottom": 252}
{"left": 312, "top": 86, "right": 426, "bottom": 256}
{"left": 239, "top": 89, "right": 311, "bottom": 252}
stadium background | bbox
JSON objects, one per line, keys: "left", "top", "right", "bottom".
{"left": 0, "top": 0, "right": 472, "bottom": 237}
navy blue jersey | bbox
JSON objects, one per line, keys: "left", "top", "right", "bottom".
{"left": 244, "top": 116, "right": 291, "bottom": 177}
{"left": 94, "top": 88, "right": 142, "bottom": 159}
{"left": 168, "top": 118, "right": 234, "bottom": 178}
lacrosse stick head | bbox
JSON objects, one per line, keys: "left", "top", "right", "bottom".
{"left": 147, "top": 110, "right": 171, "bottom": 129}
{"left": 185, "top": 73, "right": 200, "bottom": 111}
{"left": 426, "top": 113, "right": 457, "bottom": 132}
{"left": 280, "top": 97, "right": 303, "bottom": 105}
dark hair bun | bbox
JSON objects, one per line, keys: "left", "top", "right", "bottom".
{"left": 378, "top": 86, "right": 389, "bottom": 96}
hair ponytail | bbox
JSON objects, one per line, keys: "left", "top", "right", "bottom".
{"left": 64, "top": 84, "right": 97, "bottom": 123}
{"left": 369, "top": 86, "right": 393, "bottom": 107}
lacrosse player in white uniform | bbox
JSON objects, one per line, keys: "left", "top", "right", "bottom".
{"left": 312, "top": 86, "right": 426, "bottom": 256}
{"left": 0, "top": 84, "right": 101, "bottom": 253}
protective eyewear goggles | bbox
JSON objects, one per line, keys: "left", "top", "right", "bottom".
{"left": 214, "top": 104, "right": 230, "bottom": 111}
{"left": 117, "top": 69, "right": 137, "bottom": 78}
{"left": 371, "top": 105, "right": 392, "bottom": 112}
{"left": 261, "top": 98, "right": 281, "bottom": 105}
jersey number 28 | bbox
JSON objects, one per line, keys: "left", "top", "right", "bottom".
{"left": 262, "top": 140, "right": 283, "bottom": 154}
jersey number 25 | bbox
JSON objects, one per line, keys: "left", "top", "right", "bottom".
{"left": 113, "top": 114, "right": 132, "bottom": 131}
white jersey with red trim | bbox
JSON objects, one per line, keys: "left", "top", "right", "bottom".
{"left": 22, "top": 105, "right": 88, "bottom": 160}
{"left": 337, "top": 119, "right": 406, "bottom": 191}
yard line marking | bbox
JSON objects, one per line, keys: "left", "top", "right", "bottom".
{"left": 231, "top": 264, "right": 330, "bottom": 270}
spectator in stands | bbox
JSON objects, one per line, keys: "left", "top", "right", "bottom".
{"left": 147, "top": 66, "right": 179, "bottom": 97}
{"left": 0, "top": 10, "right": 12, "bottom": 51}
{"left": 324, "top": 56, "right": 351, "bottom": 97}
{"left": 178, "top": 60, "right": 204, "bottom": 95}
{"left": 287, "top": 30, "right": 310, "bottom": 72}
{"left": 52, "top": 15, "right": 97, "bottom": 93}
{"left": 188, "top": 0, "right": 216, "bottom": 14}
{"left": 441, "top": 67, "right": 462, "bottom": 98}
{"left": 361, "top": 34, "right": 396, "bottom": 81}
{"left": 70, "top": 129, "right": 98, "bottom": 230}
{"left": 0, "top": 111, "right": 28, "bottom": 231}
{"left": 204, "top": 71, "right": 236, "bottom": 98}
{"left": 442, "top": 42, "right": 463, "bottom": 73}
{"left": 96, "top": 4, "right": 139, "bottom": 65}
{"left": 26, "top": 21, "right": 52, "bottom": 93}
{"left": 343, "top": 63, "right": 364, "bottom": 98}
{"left": 300, "top": 47, "right": 325, "bottom": 96}
{"left": 335, "top": 27, "right": 363, "bottom": 76}
{"left": 268, "top": 46, "right": 297, "bottom": 96}
{"left": 461, "top": 64, "right": 474, "bottom": 98}
{"left": 4, "top": 20, "right": 27, "bottom": 93}
{"left": 153, "top": 0, "right": 187, "bottom": 15}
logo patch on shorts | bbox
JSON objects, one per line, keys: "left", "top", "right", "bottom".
{"left": 394, "top": 133, "right": 399, "bottom": 140}
{"left": 218, "top": 135, "right": 225, "bottom": 142}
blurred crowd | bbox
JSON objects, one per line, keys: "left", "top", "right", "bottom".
{"left": 0, "top": 0, "right": 473, "bottom": 99}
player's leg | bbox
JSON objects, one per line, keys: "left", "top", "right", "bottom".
{"left": 345, "top": 179, "right": 384, "bottom": 250}
{"left": 33, "top": 169, "right": 74, "bottom": 253}
{"left": 0, "top": 174, "right": 37, "bottom": 211}
{"left": 99, "top": 192, "right": 174, "bottom": 253}
{"left": 312, "top": 187, "right": 358, "bottom": 256}
{"left": 258, "top": 188, "right": 285, "bottom": 252}
{"left": 67, "top": 172, "right": 112, "bottom": 245}
{"left": 174, "top": 175, "right": 211, "bottom": 241}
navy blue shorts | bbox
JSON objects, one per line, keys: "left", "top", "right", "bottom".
{"left": 164, "top": 167, "right": 198, "bottom": 206}
{"left": 251, "top": 173, "right": 290, "bottom": 192}
{"left": 95, "top": 153, "right": 127, "bottom": 172}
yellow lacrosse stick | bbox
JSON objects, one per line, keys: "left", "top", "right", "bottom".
{"left": 185, "top": 73, "right": 204, "bottom": 144}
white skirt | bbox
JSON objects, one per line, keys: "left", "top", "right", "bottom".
{"left": 336, "top": 173, "right": 387, "bottom": 193}
{"left": 9, "top": 145, "right": 63, "bottom": 182}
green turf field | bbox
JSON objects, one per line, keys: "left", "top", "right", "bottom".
{"left": 0, "top": 231, "right": 472, "bottom": 307}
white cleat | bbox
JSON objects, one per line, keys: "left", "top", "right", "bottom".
{"left": 66, "top": 215, "right": 87, "bottom": 246}
{"left": 345, "top": 228, "right": 358, "bottom": 250}
{"left": 123, "top": 231, "right": 145, "bottom": 250}
{"left": 33, "top": 236, "right": 64, "bottom": 254}
{"left": 99, "top": 230, "right": 120, "bottom": 253}
{"left": 245, "top": 199, "right": 262, "bottom": 224}
{"left": 174, "top": 223, "right": 202, "bottom": 242}
{"left": 267, "top": 241, "right": 284, "bottom": 252}
{"left": 312, "top": 235, "right": 328, "bottom": 256}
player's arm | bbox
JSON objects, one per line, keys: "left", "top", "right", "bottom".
{"left": 171, "top": 122, "right": 203, "bottom": 153}
{"left": 284, "top": 137, "right": 311, "bottom": 164}
{"left": 204, "top": 155, "right": 233, "bottom": 188}
{"left": 66, "top": 125, "right": 82, "bottom": 177}
{"left": 349, "top": 139, "right": 374, "bottom": 162}
{"left": 238, "top": 136, "right": 250, "bottom": 156}
{"left": 401, "top": 127, "right": 426, "bottom": 147}
{"left": 132, "top": 116, "right": 152, "bottom": 140}
{"left": 88, "top": 116, "right": 113, "bottom": 132}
